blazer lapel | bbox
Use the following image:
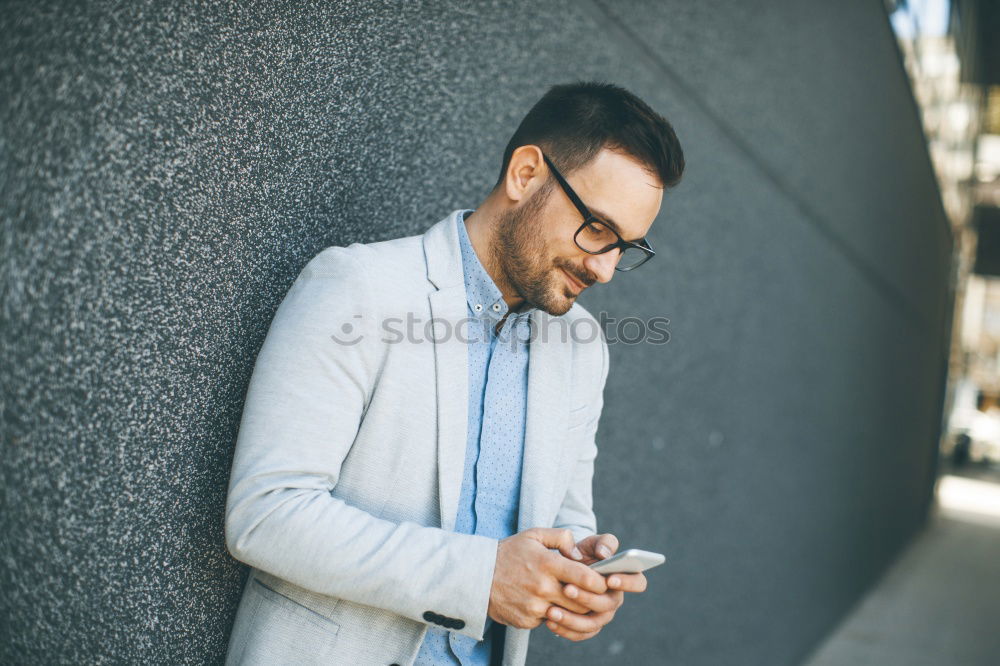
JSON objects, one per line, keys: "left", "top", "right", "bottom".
{"left": 518, "top": 308, "right": 572, "bottom": 531}
{"left": 423, "top": 212, "right": 469, "bottom": 532}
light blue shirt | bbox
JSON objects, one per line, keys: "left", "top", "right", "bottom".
{"left": 415, "top": 209, "right": 535, "bottom": 665}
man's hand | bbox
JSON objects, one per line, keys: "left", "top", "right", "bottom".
{"left": 544, "top": 533, "right": 648, "bottom": 642}
{"left": 488, "top": 528, "right": 610, "bottom": 630}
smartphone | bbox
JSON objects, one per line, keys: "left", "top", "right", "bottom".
{"left": 588, "top": 548, "right": 665, "bottom": 574}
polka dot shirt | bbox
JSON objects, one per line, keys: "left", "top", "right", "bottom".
{"left": 414, "top": 209, "right": 535, "bottom": 665}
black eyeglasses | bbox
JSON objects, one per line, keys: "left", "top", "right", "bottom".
{"left": 541, "top": 152, "right": 655, "bottom": 271}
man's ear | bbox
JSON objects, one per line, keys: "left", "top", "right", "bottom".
{"left": 503, "top": 144, "right": 545, "bottom": 204}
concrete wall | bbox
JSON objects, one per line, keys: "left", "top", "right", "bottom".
{"left": 0, "top": 1, "right": 950, "bottom": 663}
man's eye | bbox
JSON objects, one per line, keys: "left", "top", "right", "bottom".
{"left": 585, "top": 221, "right": 613, "bottom": 239}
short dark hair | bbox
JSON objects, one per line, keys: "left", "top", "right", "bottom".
{"left": 492, "top": 81, "right": 684, "bottom": 192}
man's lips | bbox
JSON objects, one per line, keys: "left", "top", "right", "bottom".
{"left": 562, "top": 268, "right": 587, "bottom": 293}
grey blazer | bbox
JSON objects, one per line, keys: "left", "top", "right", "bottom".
{"left": 223, "top": 209, "right": 610, "bottom": 665}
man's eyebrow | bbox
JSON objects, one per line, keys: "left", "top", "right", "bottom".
{"left": 589, "top": 207, "right": 645, "bottom": 244}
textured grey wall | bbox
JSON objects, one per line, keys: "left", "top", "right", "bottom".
{"left": 1, "top": 1, "right": 950, "bottom": 664}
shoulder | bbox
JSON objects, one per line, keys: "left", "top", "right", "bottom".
{"left": 563, "top": 300, "right": 602, "bottom": 332}
{"left": 299, "top": 232, "right": 431, "bottom": 314}
{"left": 564, "top": 301, "right": 607, "bottom": 350}
{"left": 553, "top": 301, "right": 609, "bottom": 383}
{"left": 303, "top": 231, "right": 425, "bottom": 281}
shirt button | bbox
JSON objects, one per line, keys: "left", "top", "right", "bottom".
{"left": 474, "top": 304, "right": 483, "bottom": 312}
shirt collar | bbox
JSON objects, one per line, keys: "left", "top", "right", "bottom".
{"left": 456, "top": 209, "right": 536, "bottom": 322}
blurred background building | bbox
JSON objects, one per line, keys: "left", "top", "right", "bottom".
{"left": 804, "top": 4, "right": 1000, "bottom": 663}
{"left": 888, "top": 0, "right": 1000, "bottom": 466}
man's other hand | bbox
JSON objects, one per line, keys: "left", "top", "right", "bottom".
{"left": 488, "top": 528, "right": 609, "bottom": 630}
{"left": 544, "top": 533, "right": 648, "bottom": 642}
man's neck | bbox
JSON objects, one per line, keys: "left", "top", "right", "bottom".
{"left": 463, "top": 202, "right": 525, "bottom": 312}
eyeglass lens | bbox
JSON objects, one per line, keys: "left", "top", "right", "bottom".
{"left": 576, "top": 221, "right": 649, "bottom": 269}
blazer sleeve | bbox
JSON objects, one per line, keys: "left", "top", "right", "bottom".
{"left": 224, "top": 246, "right": 498, "bottom": 642}
{"left": 552, "top": 333, "right": 610, "bottom": 544}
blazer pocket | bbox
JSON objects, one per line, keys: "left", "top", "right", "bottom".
{"left": 232, "top": 578, "right": 341, "bottom": 665}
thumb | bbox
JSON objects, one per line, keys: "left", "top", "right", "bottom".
{"left": 526, "top": 528, "right": 583, "bottom": 561}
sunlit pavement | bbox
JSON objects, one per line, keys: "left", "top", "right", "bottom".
{"left": 803, "top": 460, "right": 1000, "bottom": 666}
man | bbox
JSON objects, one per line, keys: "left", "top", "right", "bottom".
{"left": 223, "top": 81, "right": 684, "bottom": 665}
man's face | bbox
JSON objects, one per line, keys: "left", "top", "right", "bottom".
{"left": 492, "top": 148, "right": 663, "bottom": 316}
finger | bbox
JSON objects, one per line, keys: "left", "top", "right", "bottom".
{"left": 528, "top": 528, "right": 583, "bottom": 561}
{"left": 549, "top": 595, "right": 593, "bottom": 615}
{"left": 607, "top": 572, "right": 647, "bottom": 593}
{"left": 594, "top": 533, "right": 619, "bottom": 560}
{"left": 570, "top": 534, "right": 602, "bottom": 563}
{"left": 548, "top": 557, "right": 608, "bottom": 595}
{"left": 559, "top": 587, "right": 622, "bottom": 614}
{"left": 546, "top": 606, "right": 615, "bottom": 634}
{"left": 550, "top": 581, "right": 598, "bottom": 614}
{"left": 545, "top": 619, "right": 600, "bottom": 642}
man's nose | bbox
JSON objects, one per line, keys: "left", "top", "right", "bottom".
{"left": 584, "top": 250, "right": 619, "bottom": 284}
